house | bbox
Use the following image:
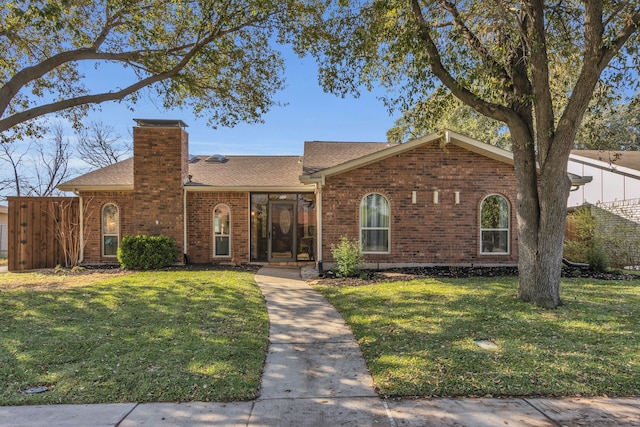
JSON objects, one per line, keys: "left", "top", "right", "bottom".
{"left": 567, "top": 150, "right": 640, "bottom": 267}
{"left": 0, "top": 205, "right": 7, "bottom": 258}
{"left": 55, "top": 119, "right": 587, "bottom": 269}
{"left": 568, "top": 150, "right": 640, "bottom": 207}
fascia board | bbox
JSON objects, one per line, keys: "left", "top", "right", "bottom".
{"left": 184, "top": 185, "right": 315, "bottom": 193}
{"left": 569, "top": 153, "right": 640, "bottom": 179}
{"left": 57, "top": 185, "right": 134, "bottom": 192}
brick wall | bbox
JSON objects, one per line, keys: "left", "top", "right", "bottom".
{"left": 78, "top": 192, "right": 134, "bottom": 264}
{"left": 186, "top": 192, "right": 250, "bottom": 264}
{"left": 132, "top": 125, "right": 188, "bottom": 260}
{"left": 320, "top": 142, "right": 519, "bottom": 266}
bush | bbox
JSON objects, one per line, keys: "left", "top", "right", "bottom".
{"left": 117, "top": 234, "right": 178, "bottom": 270}
{"left": 563, "top": 206, "right": 594, "bottom": 263}
{"left": 588, "top": 244, "right": 609, "bottom": 272}
{"left": 331, "top": 236, "right": 363, "bottom": 277}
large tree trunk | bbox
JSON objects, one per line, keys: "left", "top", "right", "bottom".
{"left": 511, "top": 128, "right": 572, "bottom": 308}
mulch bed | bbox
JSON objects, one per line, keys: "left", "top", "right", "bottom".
{"left": 315, "top": 265, "right": 639, "bottom": 286}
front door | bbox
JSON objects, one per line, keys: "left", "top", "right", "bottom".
{"left": 269, "top": 201, "right": 296, "bottom": 261}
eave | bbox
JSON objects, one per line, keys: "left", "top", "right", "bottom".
{"left": 57, "top": 185, "right": 134, "bottom": 192}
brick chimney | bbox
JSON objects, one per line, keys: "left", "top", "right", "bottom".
{"left": 131, "top": 119, "right": 189, "bottom": 259}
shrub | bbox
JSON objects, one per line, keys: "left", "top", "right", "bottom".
{"left": 588, "top": 244, "right": 609, "bottom": 272}
{"left": 563, "top": 206, "right": 594, "bottom": 263}
{"left": 117, "top": 234, "right": 178, "bottom": 270}
{"left": 331, "top": 236, "right": 363, "bottom": 277}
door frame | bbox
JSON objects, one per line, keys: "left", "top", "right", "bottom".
{"left": 268, "top": 200, "right": 297, "bottom": 262}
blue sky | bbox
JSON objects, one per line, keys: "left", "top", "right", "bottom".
{"left": 88, "top": 49, "right": 398, "bottom": 156}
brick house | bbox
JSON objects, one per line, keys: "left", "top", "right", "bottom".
{"left": 57, "top": 119, "right": 588, "bottom": 268}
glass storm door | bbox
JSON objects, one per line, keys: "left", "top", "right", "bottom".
{"left": 269, "top": 201, "right": 296, "bottom": 261}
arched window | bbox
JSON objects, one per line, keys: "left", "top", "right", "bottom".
{"left": 480, "top": 194, "right": 510, "bottom": 254}
{"left": 102, "top": 203, "right": 119, "bottom": 257}
{"left": 213, "top": 204, "right": 231, "bottom": 257}
{"left": 360, "top": 193, "right": 390, "bottom": 253}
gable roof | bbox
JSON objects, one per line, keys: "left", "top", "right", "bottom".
{"left": 570, "top": 150, "right": 640, "bottom": 172}
{"left": 300, "top": 130, "right": 515, "bottom": 182}
{"left": 302, "top": 141, "right": 395, "bottom": 174}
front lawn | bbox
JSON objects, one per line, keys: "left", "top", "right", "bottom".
{"left": 315, "top": 277, "right": 640, "bottom": 398}
{"left": 0, "top": 269, "right": 268, "bottom": 405}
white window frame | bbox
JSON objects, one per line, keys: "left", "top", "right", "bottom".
{"left": 213, "top": 204, "right": 231, "bottom": 257}
{"left": 480, "top": 194, "right": 510, "bottom": 255}
{"left": 359, "top": 193, "right": 391, "bottom": 254}
{"left": 101, "top": 203, "right": 119, "bottom": 257}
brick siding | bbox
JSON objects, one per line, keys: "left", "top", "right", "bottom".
{"left": 131, "top": 126, "right": 187, "bottom": 261}
{"left": 186, "top": 192, "right": 250, "bottom": 264}
{"left": 320, "top": 142, "right": 519, "bottom": 266}
{"left": 77, "top": 191, "right": 134, "bottom": 264}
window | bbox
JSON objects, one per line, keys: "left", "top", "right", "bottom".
{"left": 102, "top": 203, "right": 119, "bottom": 257}
{"left": 480, "top": 194, "right": 510, "bottom": 254}
{"left": 213, "top": 204, "right": 230, "bottom": 257}
{"left": 360, "top": 193, "right": 390, "bottom": 253}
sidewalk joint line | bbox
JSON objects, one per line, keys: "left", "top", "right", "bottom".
{"left": 382, "top": 398, "right": 399, "bottom": 427}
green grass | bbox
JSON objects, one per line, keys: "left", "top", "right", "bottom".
{"left": 0, "top": 270, "right": 268, "bottom": 405}
{"left": 315, "top": 277, "right": 640, "bottom": 398}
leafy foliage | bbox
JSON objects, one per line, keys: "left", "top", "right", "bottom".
{"left": 576, "top": 93, "right": 640, "bottom": 151}
{"left": 563, "top": 206, "right": 596, "bottom": 263}
{"left": 297, "top": 0, "right": 640, "bottom": 308}
{"left": 117, "top": 234, "right": 177, "bottom": 270}
{"left": 0, "top": 0, "right": 326, "bottom": 138}
{"left": 331, "top": 236, "right": 363, "bottom": 277}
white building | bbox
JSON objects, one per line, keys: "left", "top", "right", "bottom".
{"left": 568, "top": 150, "right": 640, "bottom": 207}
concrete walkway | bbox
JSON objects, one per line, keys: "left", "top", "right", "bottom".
{"left": 1, "top": 266, "right": 640, "bottom": 426}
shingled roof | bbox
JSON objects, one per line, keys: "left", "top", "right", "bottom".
{"left": 187, "top": 155, "right": 309, "bottom": 190}
{"left": 58, "top": 159, "right": 134, "bottom": 191}
{"left": 59, "top": 141, "right": 398, "bottom": 191}
{"left": 302, "top": 141, "right": 395, "bottom": 174}
{"left": 59, "top": 155, "right": 311, "bottom": 191}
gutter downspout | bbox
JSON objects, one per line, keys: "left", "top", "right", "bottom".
{"left": 183, "top": 187, "right": 188, "bottom": 264}
{"left": 73, "top": 190, "right": 84, "bottom": 264}
{"left": 316, "top": 180, "right": 323, "bottom": 268}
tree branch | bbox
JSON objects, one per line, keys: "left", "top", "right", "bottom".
{"left": 523, "top": 0, "right": 554, "bottom": 166}
{"left": 553, "top": 4, "right": 639, "bottom": 170}
{"left": 410, "top": 0, "right": 518, "bottom": 125}
{"left": 438, "top": 0, "right": 512, "bottom": 86}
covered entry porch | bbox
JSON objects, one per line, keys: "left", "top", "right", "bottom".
{"left": 250, "top": 193, "right": 316, "bottom": 264}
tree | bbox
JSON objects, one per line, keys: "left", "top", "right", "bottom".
{"left": 387, "top": 88, "right": 511, "bottom": 148}
{"left": 0, "top": 123, "right": 72, "bottom": 199}
{"left": 300, "top": 0, "right": 640, "bottom": 307}
{"left": 0, "top": 0, "right": 323, "bottom": 138}
{"left": 576, "top": 94, "right": 640, "bottom": 151}
{"left": 77, "top": 121, "right": 131, "bottom": 168}
{"left": 29, "top": 123, "right": 72, "bottom": 196}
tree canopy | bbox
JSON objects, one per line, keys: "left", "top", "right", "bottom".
{"left": 298, "top": 0, "right": 640, "bottom": 307}
{"left": 0, "top": 0, "right": 322, "bottom": 141}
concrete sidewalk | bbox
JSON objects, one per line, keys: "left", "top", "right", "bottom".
{"left": 1, "top": 266, "right": 639, "bottom": 426}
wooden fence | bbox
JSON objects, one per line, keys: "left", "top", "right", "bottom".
{"left": 7, "top": 197, "right": 79, "bottom": 272}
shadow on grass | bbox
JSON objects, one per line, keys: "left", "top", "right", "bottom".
{"left": 0, "top": 271, "right": 268, "bottom": 405}
{"left": 316, "top": 277, "right": 640, "bottom": 397}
